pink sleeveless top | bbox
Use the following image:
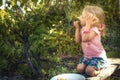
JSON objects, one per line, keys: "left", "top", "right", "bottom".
{"left": 81, "top": 27, "right": 107, "bottom": 60}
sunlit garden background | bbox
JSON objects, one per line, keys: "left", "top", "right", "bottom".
{"left": 0, "top": 0, "right": 120, "bottom": 80}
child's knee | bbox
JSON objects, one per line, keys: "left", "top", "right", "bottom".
{"left": 85, "top": 66, "right": 100, "bottom": 76}
{"left": 77, "top": 64, "right": 85, "bottom": 73}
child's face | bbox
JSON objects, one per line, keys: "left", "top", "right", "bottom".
{"left": 78, "top": 11, "right": 86, "bottom": 26}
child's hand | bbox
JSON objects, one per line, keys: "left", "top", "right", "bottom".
{"left": 73, "top": 21, "right": 81, "bottom": 29}
{"left": 86, "top": 14, "right": 99, "bottom": 28}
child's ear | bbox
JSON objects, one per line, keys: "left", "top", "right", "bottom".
{"left": 99, "top": 24, "right": 106, "bottom": 30}
{"left": 101, "top": 24, "right": 106, "bottom": 29}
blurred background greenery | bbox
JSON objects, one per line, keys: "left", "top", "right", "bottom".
{"left": 0, "top": 0, "right": 120, "bottom": 80}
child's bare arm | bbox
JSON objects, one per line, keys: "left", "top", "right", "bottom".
{"left": 75, "top": 28, "right": 81, "bottom": 43}
{"left": 82, "top": 30, "right": 97, "bottom": 42}
{"left": 81, "top": 13, "right": 98, "bottom": 42}
{"left": 73, "top": 21, "right": 81, "bottom": 43}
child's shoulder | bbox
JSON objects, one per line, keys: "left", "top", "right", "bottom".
{"left": 90, "top": 27, "right": 100, "bottom": 35}
{"left": 91, "top": 26, "right": 98, "bottom": 30}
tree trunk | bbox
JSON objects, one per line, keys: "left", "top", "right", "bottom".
{"left": 22, "top": 34, "right": 42, "bottom": 77}
{"left": 22, "top": 35, "right": 36, "bottom": 73}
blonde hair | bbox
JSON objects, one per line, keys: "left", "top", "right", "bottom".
{"left": 83, "top": 5, "right": 105, "bottom": 36}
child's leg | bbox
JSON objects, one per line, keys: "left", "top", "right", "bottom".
{"left": 77, "top": 57, "right": 89, "bottom": 73}
{"left": 77, "top": 64, "right": 86, "bottom": 73}
{"left": 85, "top": 57, "right": 106, "bottom": 76}
{"left": 85, "top": 66, "right": 100, "bottom": 76}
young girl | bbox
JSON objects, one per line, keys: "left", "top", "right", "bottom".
{"left": 73, "top": 5, "right": 107, "bottom": 77}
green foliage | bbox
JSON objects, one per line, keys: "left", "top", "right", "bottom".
{"left": 0, "top": 0, "right": 120, "bottom": 79}
{"left": 107, "top": 51, "right": 120, "bottom": 58}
